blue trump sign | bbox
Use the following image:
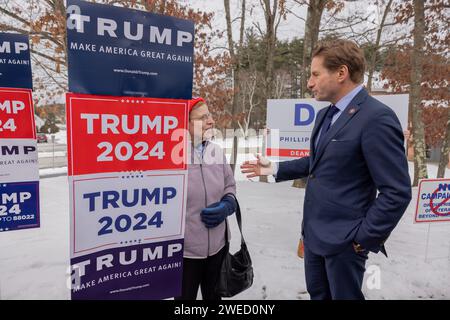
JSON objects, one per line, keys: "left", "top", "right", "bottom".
{"left": 66, "top": 0, "right": 194, "bottom": 99}
{"left": 0, "top": 33, "right": 32, "bottom": 89}
{"left": 0, "top": 181, "right": 40, "bottom": 232}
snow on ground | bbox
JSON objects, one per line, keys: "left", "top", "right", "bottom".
{"left": 230, "top": 181, "right": 450, "bottom": 300}
{"left": 53, "top": 130, "right": 67, "bottom": 145}
{"left": 3, "top": 134, "right": 450, "bottom": 300}
{"left": 0, "top": 176, "right": 71, "bottom": 300}
{"left": 39, "top": 167, "right": 67, "bottom": 178}
{"left": 1, "top": 160, "right": 449, "bottom": 300}
{"left": 38, "top": 151, "right": 66, "bottom": 158}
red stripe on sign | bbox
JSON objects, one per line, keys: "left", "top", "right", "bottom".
{"left": 0, "top": 88, "right": 36, "bottom": 139}
{"left": 66, "top": 93, "right": 188, "bottom": 176}
{"left": 266, "top": 148, "right": 310, "bottom": 158}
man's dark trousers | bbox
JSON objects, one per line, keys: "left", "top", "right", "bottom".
{"left": 304, "top": 244, "right": 368, "bottom": 300}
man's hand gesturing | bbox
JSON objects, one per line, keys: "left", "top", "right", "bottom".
{"left": 240, "top": 154, "right": 274, "bottom": 178}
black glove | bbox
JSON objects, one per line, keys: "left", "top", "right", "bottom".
{"left": 201, "top": 194, "right": 237, "bottom": 228}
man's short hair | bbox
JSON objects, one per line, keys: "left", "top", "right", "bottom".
{"left": 312, "top": 39, "right": 366, "bottom": 84}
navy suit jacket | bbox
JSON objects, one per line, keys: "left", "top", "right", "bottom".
{"left": 276, "top": 88, "right": 412, "bottom": 256}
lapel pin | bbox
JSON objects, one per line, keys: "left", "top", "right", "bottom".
{"left": 348, "top": 107, "right": 356, "bottom": 114}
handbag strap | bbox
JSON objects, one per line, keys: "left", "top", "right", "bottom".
{"left": 224, "top": 194, "right": 246, "bottom": 247}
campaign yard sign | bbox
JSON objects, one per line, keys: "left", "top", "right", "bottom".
{"left": 69, "top": 172, "right": 186, "bottom": 300}
{"left": 66, "top": 0, "right": 194, "bottom": 99}
{"left": 415, "top": 179, "right": 450, "bottom": 223}
{"left": 266, "top": 94, "right": 409, "bottom": 160}
{"left": 66, "top": 93, "right": 187, "bottom": 176}
{"left": 266, "top": 98, "right": 328, "bottom": 159}
{"left": 0, "top": 88, "right": 39, "bottom": 232}
{"left": 0, "top": 33, "right": 32, "bottom": 90}
{"left": 67, "top": 93, "right": 188, "bottom": 299}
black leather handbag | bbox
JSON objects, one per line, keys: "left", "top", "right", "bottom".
{"left": 215, "top": 196, "right": 254, "bottom": 297}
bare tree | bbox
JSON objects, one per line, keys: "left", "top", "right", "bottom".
{"left": 0, "top": 0, "right": 68, "bottom": 104}
{"left": 366, "top": 0, "right": 394, "bottom": 92}
{"left": 273, "top": 70, "right": 290, "bottom": 99}
{"left": 261, "top": 0, "right": 282, "bottom": 101}
{"left": 410, "top": 0, "right": 428, "bottom": 185}
{"left": 437, "top": 109, "right": 450, "bottom": 178}
{"left": 237, "top": 70, "right": 260, "bottom": 138}
{"left": 224, "top": 0, "right": 247, "bottom": 173}
{"left": 298, "top": 0, "right": 327, "bottom": 98}
{"left": 291, "top": 0, "right": 327, "bottom": 188}
{"left": 258, "top": 0, "right": 286, "bottom": 182}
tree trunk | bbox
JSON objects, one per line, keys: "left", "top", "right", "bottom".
{"left": 264, "top": 0, "right": 276, "bottom": 103}
{"left": 260, "top": 0, "right": 277, "bottom": 114}
{"left": 410, "top": 0, "right": 428, "bottom": 186}
{"left": 224, "top": 0, "right": 246, "bottom": 174}
{"left": 300, "top": 0, "right": 326, "bottom": 98}
{"left": 293, "top": 0, "right": 326, "bottom": 189}
{"left": 259, "top": 0, "right": 280, "bottom": 183}
{"left": 367, "top": 0, "right": 393, "bottom": 93}
{"left": 437, "top": 109, "right": 450, "bottom": 178}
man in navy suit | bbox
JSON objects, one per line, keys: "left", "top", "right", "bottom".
{"left": 241, "top": 39, "right": 411, "bottom": 299}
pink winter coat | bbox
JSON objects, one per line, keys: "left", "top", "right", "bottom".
{"left": 184, "top": 141, "right": 236, "bottom": 258}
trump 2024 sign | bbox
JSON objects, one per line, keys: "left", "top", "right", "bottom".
{"left": 66, "top": 0, "right": 194, "bottom": 99}
{"left": 0, "top": 88, "right": 39, "bottom": 232}
{"left": 67, "top": 93, "right": 188, "bottom": 299}
{"left": 66, "top": 93, "right": 188, "bottom": 175}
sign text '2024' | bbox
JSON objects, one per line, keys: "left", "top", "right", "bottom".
{"left": 83, "top": 187, "right": 177, "bottom": 236}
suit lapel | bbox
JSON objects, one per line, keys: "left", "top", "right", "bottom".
{"left": 310, "top": 88, "right": 369, "bottom": 172}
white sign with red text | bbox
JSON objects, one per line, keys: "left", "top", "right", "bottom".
{"left": 415, "top": 178, "right": 450, "bottom": 223}
{"left": 66, "top": 93, "right": 188, "bottom": 299}
{"left": 266, "top": 94, "right": 408, "bottom": 160}
{"left": 66, "top": 93, "right": 188, "bottom": 176}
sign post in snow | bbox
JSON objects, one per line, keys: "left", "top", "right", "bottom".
{"left": 415, "top": 178, "right": 450, "bottom": 262}
{"left": 66, "top": 93, "right": 188, "bottom": 300}
{"left": 415, "top": 179, "right": 450, "bottom": 223}
{"left": 0, "top": 32, "right": 39, "bottom": 233}
{"left": 65, "top": 0, "right": 191, "bottom": 300}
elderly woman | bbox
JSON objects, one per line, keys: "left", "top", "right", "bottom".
{"left": 175, "top": 97, "right": 237, "bottom": 300}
